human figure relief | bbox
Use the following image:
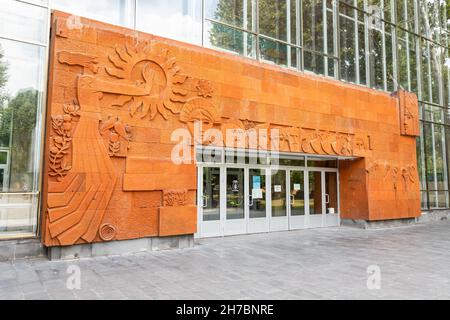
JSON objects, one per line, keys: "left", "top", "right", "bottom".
{"left": 46, "top": 39, "right": 191, "bottom": 245}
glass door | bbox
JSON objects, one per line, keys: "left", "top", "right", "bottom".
{"left": 307, "top": 170, "right": 324, "bottom": 228}
{"left": 270, "top": 169, "right": 289, "bottom": 231}
{"left": 198, "top": 166, "right": 221, "bottom": 238}
{"left": 225, "top": 167, "right": 246, "bottom": 235}
{"left": 289, "top": 170, "right": 306, "bottom": 230}
{"left": 324, "top": 171, "right": 339, "bottom": 226}
{"left": 248, "top": 168, "right": 268, "bottom": 233}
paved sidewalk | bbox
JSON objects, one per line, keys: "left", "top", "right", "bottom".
{"left": 1, "top": 220, "right": 450, "bottom": 300}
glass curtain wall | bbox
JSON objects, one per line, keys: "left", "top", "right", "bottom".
{"left": 203, "top": 0, "right": 450, "bottom": 211}
{"left": 0, "top": 0, "right": 50, "bottom": 237}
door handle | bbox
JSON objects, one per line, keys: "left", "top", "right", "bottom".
{"left": 290, "top": 195, "right": 295, "bottom": 205}
{"left": 325, "top": 194, "right": 330, "bottom": 204}
{"left": 249, "top": 195, "right": 254, "bottom": 206}
{"left": 202, "top": 195, "right": 208, "bottom": 208}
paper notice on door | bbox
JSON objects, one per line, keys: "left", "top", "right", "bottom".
{"left": 274, "top": 185, "right": 282, "bottom": 193}
{"left": 294, "top": 183, "right": 301, "bottom": 191}
{"left": 252, "top": 188, "right": 263, "bottom": 199}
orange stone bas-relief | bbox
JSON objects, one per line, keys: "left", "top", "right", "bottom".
{"left": 41, "top": 11, "right": 421, "bottom": 247}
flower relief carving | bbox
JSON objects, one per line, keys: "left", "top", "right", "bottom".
{"left": 196, "top": 79, "right": 214, "bottom": 98}
{"left": 99, "top": 115, "right": 132, "bottom": 158}
{"left": 48, "top": 101, "right": 80, "bottom": 181}
{"left": 163, "top": 190, "right": 188, "bottom": 207}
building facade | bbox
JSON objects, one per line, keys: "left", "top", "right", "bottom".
{"left": 0, "top": 1, "right": 448, "bottom": 254}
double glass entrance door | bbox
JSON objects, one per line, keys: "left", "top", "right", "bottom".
{"left": 198, "top": 165, "right": 339, "bottom": 238}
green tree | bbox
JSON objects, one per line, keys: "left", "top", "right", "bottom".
{"left": 209, "top": 0, "right": 299, "bottom": 65}
{"left": 208, "top": 0, "right": 248, "bottom": 56}
{"left": 0, "top": 44, "right": 9, "bottom": 107}
{"left": 0, "top": 89, "right": 39, "bottom": 192}
{"left": 0, "top": 89, "right": 38, "bottom": 192}
{"left": 0, "top": 44, "right": 39, "bottom": 191}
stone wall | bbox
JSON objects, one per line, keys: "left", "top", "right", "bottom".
{"left": 41, "top": 11, "right": 421, "bottom": 247}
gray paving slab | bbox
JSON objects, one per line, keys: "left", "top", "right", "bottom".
{"left": 1, "top": 221, "right": 450, "bottom": 299}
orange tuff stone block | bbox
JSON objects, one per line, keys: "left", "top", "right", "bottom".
{"left": 123, "top": 173, "right": 196, "bottom": 191}
{"left": 158, "top": 206, "right": 197, "bottom": 237}
{"left": 41, "top": 11, "right": 421, "bottom": 247}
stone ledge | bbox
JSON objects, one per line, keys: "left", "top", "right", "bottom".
{"left": 342, "top": 211, "right": 450, "bottom": 230}
{"left": 341, "top": 218, "right": 417, "bottom": 229}
{"left": 417, "top": 210, "right": 450, "bottom": 223}
{"left": 0, "top": 238, "right": 46, "bottom": 262}
{"left": 47, "top": 234, "right": 194, "bottom": 261}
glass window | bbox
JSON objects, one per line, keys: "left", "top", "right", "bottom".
{"left": 396, "top": 0, "right": 415, "bottom": 32}
{"left": 0, "top": 37, "right": 45, "bottom": 235}
{"left": 278, "top": 157, "right": 305, "bottom": 167}
{"left": 307, "top": 157, "right": 338, "bottom": 168}
{"left": 137, "top": 0, "right": 202, "bottom": 45}
{"left": 0, "top": 151, "right": 8, "bottom": 165}
{"left": 303, "top": 0, "right": 336, "bottom": 77}
{"left": 0, "top": 194, "right": 38, "bottom": 235}
{"left": 259, "top": 0, "right": 288, "bottom": 42}
{"left": 52, "top": 0, "right": 130, "bottom": 27}
{"left": 368, "top": 26, "right": 384, "bottom": 90}
{"left": 339, "top": 2, "right": 357, "bottom": 83}
{"left": 424, "top": 122, "right": 449, "bottom": 209}
{"left": 196, "top": 147, "right": 223, "bottom": 164}
{"left": 0, "top": 39, "right": 44, "bottom": 193}
{"left": 258, "top": 0, "right": 298, "bottom": 68}
{"left": 419, "top": 0, "right": 446, "bottom": 42}
{"left": 205, "top": 20, "right": 256, "bottom": 58}
{"left": 205, "top": 0, "right": 253, "bottom": 31}
{"left": 0, "top": 0, "right": 48, "bottom": 44}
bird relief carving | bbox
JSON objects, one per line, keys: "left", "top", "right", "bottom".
{"left": 100, "top": 115, "right": 132, "bottom": 158}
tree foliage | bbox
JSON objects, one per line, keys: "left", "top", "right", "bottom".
{"left": 0, "top": 46, "right": 38, "bottom": 191}
{"left": 0, "top": 89, "right": 38, "bottom": 191}
{"left": 0, "top": 44, "right": 9, "bottom": 107}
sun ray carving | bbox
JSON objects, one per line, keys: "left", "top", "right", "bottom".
{"left": 107, "top": 39, "right": 189, "bottom": 120}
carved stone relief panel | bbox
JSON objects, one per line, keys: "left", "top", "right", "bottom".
{"left": 44, "top": 12, "right": 421, "bottom": 245}
{"left": 163, "top": 190, "right": 188, "bottom": 207}
{"left": 367, "top": 161, "right": 417, "bottom": 191}
{"left": 398, "top": 89, "right": 420, "bottom": 137}
{"left": 48, "top": 101, "right": 80, "bottom": 182}
{"left": 100, "top": 115, "right": 132, "bottom": 158}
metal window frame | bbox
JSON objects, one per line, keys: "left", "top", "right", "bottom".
{"left": 0, "top": 0, "right": 52, "bottom": 239}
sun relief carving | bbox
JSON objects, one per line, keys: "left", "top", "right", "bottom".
{"left": 107, "top": 39, "right": 190, "bottom": 120}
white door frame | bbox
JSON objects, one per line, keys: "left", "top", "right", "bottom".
{"left": 324, "top": 170, "right": 341, "bottom": 227}
{"left": 224, "top": 166, "right": 246, "bottom": 236}
{"left": 287, "top": 168, "right": 307, "bottom": 230}
{"left": 304, "top": 168, "right": 340, "bottom": 228}
{"left": 196, "top": 161, "right": 340, "bottom": 238}
{"left": 247, "top": 167, "right": 270, "bottom": 234}
{"left": 269, "top": 168, "right": 289, "bottom": 232}
{"left": 197, "top": 165, "right": 223, "bottom": 238}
